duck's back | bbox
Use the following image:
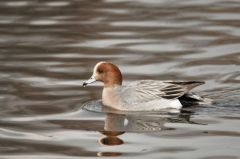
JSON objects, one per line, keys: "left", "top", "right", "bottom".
{"left": 103, "top": 80, "right": 204, "bottom": 111}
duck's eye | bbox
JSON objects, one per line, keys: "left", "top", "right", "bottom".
{"left": 97, "top": 69, "right": 104, "bottom": 74}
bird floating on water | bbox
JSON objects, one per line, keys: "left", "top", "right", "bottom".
{"left": 83, "top": 62, "right": 206, "bottom": 111}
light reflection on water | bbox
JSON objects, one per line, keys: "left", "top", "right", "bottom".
{"left": 0, "top": 0, "right": 240, "bottom": 158}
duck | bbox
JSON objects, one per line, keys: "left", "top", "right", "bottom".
{"left": 83, "top": 62, "right": 206, "bottom": 111}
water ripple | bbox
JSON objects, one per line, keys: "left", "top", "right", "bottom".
{"left": 0, "top": 0, "right": 240, "bottom": 158}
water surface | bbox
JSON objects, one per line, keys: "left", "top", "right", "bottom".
{"left": 0, "top": 0, "right": 240, "bottom": 158}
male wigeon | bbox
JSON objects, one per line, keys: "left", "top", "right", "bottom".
{"left": 83, "top": 62, "right": 205, "bottom": 111}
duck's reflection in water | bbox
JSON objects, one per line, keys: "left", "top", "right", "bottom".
{"left": 97, "top": 151, "right": 122, "bottom": 157}
{"left": 96, "top": 113, "right": 125, "bottom": 157}
{"left": 99, "top": 131, "right": 124, "bottom": 146}
{"left": 98, "top": 113, "right": 125, "bottom": 148}
{"left": 96, "top": 112, "right": 177, "bottom": 156}
{"left": 82, "top": 101, "right": 200, "bottom": 157}
{"left": 97, "top": 111, "right": 181, "bottom": 146}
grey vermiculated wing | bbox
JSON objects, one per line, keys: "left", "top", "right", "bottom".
{"left": 118, "top": 80, "right": 187, "bottom": 104}
{"left": 160, "top": 83, "right": 186, "bottom": 99}
{"left": 162, "top": 81, "right": 205, "bottom": 99}
{"left": 166, "top": 81, "right": 205, "bottom": 90}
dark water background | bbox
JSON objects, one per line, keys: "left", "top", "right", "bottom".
{"left": 0, "top": 0, "right": 240, "bottom": 158}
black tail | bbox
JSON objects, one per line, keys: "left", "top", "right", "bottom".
{"left": 179, "top": 93, "right": 205, "bottom": 107}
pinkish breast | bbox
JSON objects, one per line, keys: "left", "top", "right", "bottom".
{"left": 102, "top": 87, "right": 122, "bottom": 110}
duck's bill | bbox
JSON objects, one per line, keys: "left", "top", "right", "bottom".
{"left": 83, "top": 76, "right": 96, "bottom": 87}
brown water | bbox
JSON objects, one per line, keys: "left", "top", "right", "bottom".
{"left": 0, "top": 0, "right": 240, "bottom": 158}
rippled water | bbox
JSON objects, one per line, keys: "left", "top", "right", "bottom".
{"left": 0, "top": 0, "right": 240, "bottom": 158}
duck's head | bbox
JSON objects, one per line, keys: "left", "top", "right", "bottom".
{"left": 83, "top": 62, "right": 122, "bottom": 87}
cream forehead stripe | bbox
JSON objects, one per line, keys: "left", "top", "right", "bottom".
{"left": 93, "top": 62, "right": 106, "bottom": 74}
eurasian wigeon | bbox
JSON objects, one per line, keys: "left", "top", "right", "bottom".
{"left": 83, "top": 62, "right": 205, "bottom": 111}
